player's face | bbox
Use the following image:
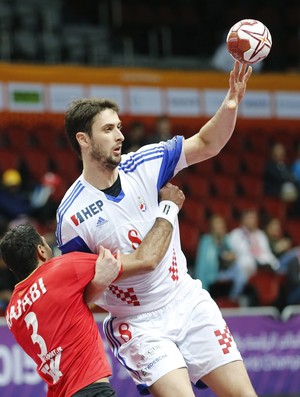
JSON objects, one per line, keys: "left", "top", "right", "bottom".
{"left": 89, "top": 109, "right": 124, "bottom": 170}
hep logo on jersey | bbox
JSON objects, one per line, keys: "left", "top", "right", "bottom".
{"left": 70, "top": 200, "right": 104, "bottom": 226}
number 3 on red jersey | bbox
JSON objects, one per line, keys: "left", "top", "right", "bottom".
{"left": 25, "top": 312, "right": 63, "bottom": 384}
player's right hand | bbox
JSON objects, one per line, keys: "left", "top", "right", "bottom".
{"left": 159, "top": 182, "right": 185, "bottom": 210}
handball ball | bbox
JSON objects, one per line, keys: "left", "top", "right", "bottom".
{"left": 226, "top": 19, "right": 272, "bottom": 64}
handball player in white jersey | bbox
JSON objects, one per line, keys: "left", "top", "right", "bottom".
{"left": 56, "top": 61, "right": 257, "bottom": 397}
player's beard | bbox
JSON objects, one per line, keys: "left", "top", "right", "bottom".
{"left": 90, "top": 140, "right": 121, "bottom": 170}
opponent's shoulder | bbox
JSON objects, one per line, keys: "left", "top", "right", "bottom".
{"left": 47, "top": 252, "right": 97, "bottom": 275}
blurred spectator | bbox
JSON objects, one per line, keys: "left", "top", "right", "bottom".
{"left": 264, "top": 217, "right": 300, "bottom": 274}
{"left": 263, "top": 142, "right": 299, "bottom": 202}
{"left": 194, "top": 214, "right": 246, "bottom": 301}
{"left": 0, "top": 169, "right": 34, "bottom": 221}
{"left": 229, "top": 208, "right": 279, "bottom": 281}
{"left": 146, "top": 115, "right": 173, "bottom": 144}
{"left": 0, "top": 168, "right": 62, "bottom": 226}
{"left": 122, "top": 120, "right": 147, "bottom": 153}
{"left": 31, "top": 172, "right": 64, "bottom": 224}
{"left": 265, "top": 217, "right": 292, "bottom": 257}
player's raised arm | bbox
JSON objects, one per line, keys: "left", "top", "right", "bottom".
{"left": 183, "top": 60, "right": 252, "bottom": 166}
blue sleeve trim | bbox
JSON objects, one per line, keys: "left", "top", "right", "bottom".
{"left": 157, "top": 136, "right": 183, "bottom": 190}
{"left": 59, "top": 236, "right": 93, "bottom": 254}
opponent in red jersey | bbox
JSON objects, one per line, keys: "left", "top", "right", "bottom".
{"left": 0, "top": 183, "right": 184, "bottom": 397}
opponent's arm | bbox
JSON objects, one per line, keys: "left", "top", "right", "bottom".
{"left": 183, "top": 61, "right": 252, "bottom": 166}
{"left": 84, "top": 245, "right": 121, "bottom": 304}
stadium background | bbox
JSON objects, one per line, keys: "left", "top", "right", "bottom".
{"left": 0, "top": 0, "right": 300, "bottom": 396}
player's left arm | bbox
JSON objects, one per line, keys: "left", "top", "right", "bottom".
{"left": 119, "top": 218, "right": 172, "bottom": 279}
{"left": 183, "top": 61, "right": 252, "bottom": 166}
{"left": 119, "top": 183, "right": 185, "bottom": 279}
{"left": 84, "top": 183, "right": 185, "bottom": 303}
{"left": 84, "top": 218, "right": 171, "bottom": 303}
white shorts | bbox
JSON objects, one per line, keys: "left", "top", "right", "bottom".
{"left": 103, "top": 277, "right": 242, "bottom": 394}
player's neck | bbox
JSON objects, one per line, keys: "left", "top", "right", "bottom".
{"left": 83, "top": 167, "right": 119, "bottom": 190}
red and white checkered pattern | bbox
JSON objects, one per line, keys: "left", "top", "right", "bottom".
{"left": 109, "top": 285, "right": 140, "bottom": 306}
{"left": 214, "top": 325, "right": 233, "bottom": 354}
{"left": 169, "top": 249, "right": 179, "bottom": 282}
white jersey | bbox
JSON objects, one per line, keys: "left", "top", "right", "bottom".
{"left": 56, "top": 136, "right": 192, "bottom": 316}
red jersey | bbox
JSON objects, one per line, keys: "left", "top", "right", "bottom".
{"left": 6, "top": 252, "right": 112, "bottom": 397}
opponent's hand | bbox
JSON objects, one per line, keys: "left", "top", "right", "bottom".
{"left": 227, "top": 60, "right": 252, "bottom": 109}
{"left": 95, "top": 246, "right": 121, "bottom": 287}
{"left": 84, "top": 246, "right": 121, "bottom": 303}
{"left": 159, "top": 182, "right": 185, "bottom": 210}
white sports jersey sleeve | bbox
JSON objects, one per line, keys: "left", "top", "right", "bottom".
{"left": 56, "top": 136, "right": 190, "bottom": 315}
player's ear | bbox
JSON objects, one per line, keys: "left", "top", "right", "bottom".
{"left": 76, "top": 131, "right": 89, "bottom": 147}
{"left": 37, "top": 244, "right": 47, "bottom": 261}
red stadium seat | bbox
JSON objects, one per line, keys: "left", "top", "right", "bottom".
{"left": 215, "top": 152, "right": 241, "bottom": 177}
{"left": 33, "top": 125, "right": 68, "bottom": 154}
{"left": 191, "top": 159, "right": 215, "bottom": 177}
{"left": 285, "top": 220, "right": 300, "bottom": 246}
{"left": 261, "top": 197, "right": 287, "bottom": 223}
{"left": 248, "top": 268, "right": 282, "bottom": 306}
{"left": 245, "top": 130, "right": 272, "bottom": 156}
{"left": 21, "top": 149, "right": 50, "bottom": 181}
{"left": 50, "top": 149, "right": 82, "bottom": 182}
{"left": 206, "top": 198, "right": 233, "bottom": 224}
{"left": 242, "top": 153, "right": 266, "bottom": 177}
{"left": 238, "top": 175, "right": 264, "bottom": 201}
{"left": 214, "top": 296, "right": 240, "bottom": 309}
{"left": 212, "top": 175, "right": 237, "bottom": 199}
{"left": 170, "top": 173, "right": 186, "bottom": 190}
{"left": 179, "top": 220, "right": 200, "bottom": 264}
{"left": 223, "top": 129, "right": 247, "bottom": 153}
{"left": 5, "top": 123, "right": 33, "bottom": 153}
{"left": 185, "top": 173, "right": 210, "bottom": 201}
{"left": 180, "top": 197, "right": 207, "bottom": 232}
{"left": 0, "top": 150, "right": 20, "bottom": 172}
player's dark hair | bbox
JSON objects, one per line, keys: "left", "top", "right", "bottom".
{"left": 0, "top": 224, "right": 43, "bottom": 281}
{"left": 65, "top": 98, "right": 119, "bottom": 159}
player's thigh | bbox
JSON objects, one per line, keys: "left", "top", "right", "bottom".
{"left": 149, "top": 367, "right": 195, "bottom": 397}
{"left": 201, "top": 360, "right": 257, "bottom": 397}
